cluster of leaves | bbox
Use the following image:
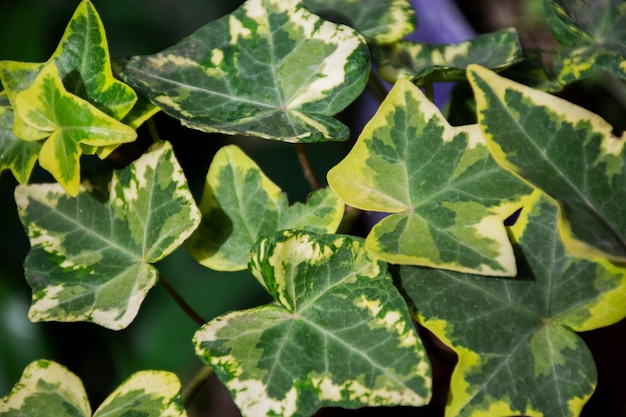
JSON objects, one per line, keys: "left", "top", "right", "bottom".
{"left": 1, "top": 0, "right": 625, "bottom": 417}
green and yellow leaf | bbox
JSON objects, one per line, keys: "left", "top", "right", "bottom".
{"left": 398, "top": 190, "right": 626, "bottom": 417}
{"left": 14, "top": 141, "right": 200, "bottom": 330}
{"left": 120, "top": 0, "right": 370, "bottom": 142}
{"left": 468, "top": 64, "right": 626, "bottom": 263}
{"left": 185, "top": 144, "right": 344, "bottom": 271}
{"left": 327, "top": 78, "right": 531, "bottom": 276}
{"left": 373, "top": 28, "right": 522, "bottom": 84}
{"left": 194, "top": 230, "right": 431, "bottom": 417}
{"left": 303, "top": 0, "right": 416, "bottom": 44}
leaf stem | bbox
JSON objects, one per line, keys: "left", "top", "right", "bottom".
{"left": 147, "top": 118, "right": 162, "bottom": 143}
{"left": 182, "top": 365, "right": 214, "bottom": 406}
{"left": 367, "top": 69, "right": 389, "bottom": 103}
{"left": 295, "top": 143, "right": 321, "bottom": 190}
{"left": 158, "top": 275, "right": 206, "bottom": 326}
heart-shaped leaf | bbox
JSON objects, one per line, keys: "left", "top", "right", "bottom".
{"left": 14, "top": 64, "right": 137, "bottom": 196}
{"left": 468, "top": 64, "right": 626, "bottom": 263}
{"left": 120, "top": 0, "right": 370, "bottom": 142}
{"left": 185, "top": 144, "right": 344, "bottom": 271}
{"left": 398, "top": 190, "right": 626, "bottom": 417}
{"left": 544, "top": 0, "right": 626, "bottom": 84}
{"left": 327, "top": 78, "right": 531, "bottom": 276}
{"left": 303, "top": 0, "right": 416, "bottom": 44}
{"left": 14, "top": 141, "right": 201, "bottom": 330}
{"left": 194, "top": 230, "right": 431, "bottom": 417}
{"left": 0, "top": 360, "right": 187, "bottom": 417}
{"left": 373, "top": 28, "right": 522, "bottom": 84}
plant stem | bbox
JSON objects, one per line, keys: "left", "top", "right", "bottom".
{"left": 295, "top": 143, "right": 322, "bottom": 190}
{"left": 367, "top": 69, "right": 389, "bottom": 103}
{"left": 182, "top": 365, "right": 214, "bottom": 406}
{"left": 158, "top": 275, "right": 207, "bottom": 326}
{"left": 147, "top": 118, "right": 162, "bottom": 143}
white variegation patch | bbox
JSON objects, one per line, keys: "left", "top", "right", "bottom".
{"left": 229, "top": 15, "right": 252, "bottom": 43}
{"left": 229, "top": 378, "right": 298, "bottom": 417}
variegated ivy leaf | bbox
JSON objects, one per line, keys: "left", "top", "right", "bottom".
{"left": 194, "top": 230, "right": 431, "bottom": 417}
{"left": 120, "top": 0, "right": 370, "bottom": 143}
{"left": 327, "top": 78, "right": 531, "bottom": 276}
{"left": 468, "top": 64, "right": 626, "bottom": 263}
{"left": 14, "top": 64, "right": 137, "bottom": 196}
{"left": 303, "top": 0, "right": 416, "bottom": 44}
{"left": 0, "top": 0, "right": 137, "bottom": 122}
{"left": 0, "top": 92, "right": 41, "bottom": 184}
{"left": 373, "top": 28, "right": 523, "bottom": 85}
{"left": 185, "top": 144, "right": 343, "bottom": 271}
{"left": 14, "top": 141, "right": 201, "bottom": 330}
{"left": 398, "top": 191, "right": 626, "bottom": 417}
{"left": 544, "top": 0, "right": 626, "bottom": 84}
{"left": 0, "top": 359, "right": 187, "bottom": 417}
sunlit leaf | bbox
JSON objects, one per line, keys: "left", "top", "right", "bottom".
{"left": 14, "top": 141, "right": 200, "bottom": 330}
{"left": 398, "top": 191, "right": 626, "bottom": 417}
{"left": 303, "top": 0, "right": 416, "bottom": 44}
{"left": 194, "top": 230, "right": 431, "bottom": 417}
{"left": 14, "top": 64, "right": 136, "bottom": 196}
{"left": 373, "top": 28, "right": 522, "bottom": 84}
{"left": 468, "top": 64, "right": 626, "bottom": 263}
{"left": 328, "top": 78, "right": 531, "bottom": 276}
{"left": 120, "top": 0, "right": 370, "bottom": 142}
{"left": 185, "top": 144, "right": 344, "bottom": 271}
{"left": 544, "top": 0, "right": 626, "bottom": 83}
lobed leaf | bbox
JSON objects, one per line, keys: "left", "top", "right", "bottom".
{"left": 120, "top": 0, "right": 370, "bottom": 142}
{"left": 327, "top": 78, "right": 531, "bottom": 276}
{"left": 14, "top": 141, "right": 200, "bottom": 330}
{"left": 194, "top": 230, "right": 431, "bottom": 417}
{"left": 303, "top": 0, "right": 416, "bottom": 44}
{"left": 373, "top": 28, "right": 523, "bottom": 84}
{"left": 544, "top": 0, "right": 626, "bottom": 83}
{"left": 398, "top": 190, "right": 626, "bottom": 417}
{"left": 468, "top": 64, "right": 626, "bottom": 263}
{"left": 185, "top": 144, "right": 344, "bottom": 271}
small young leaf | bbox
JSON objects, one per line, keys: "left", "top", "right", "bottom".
{"left": 303, "top": 0, "right": 416, "bottom": 44}
{"left": 398, "top": 191, "right": 626, "bottom": 417}
{"left": 194, "top": 230, "right": 431, "bottom": 417}
{"left": 15, "top": 141, "right": 200, "bottom": 330}
{"left": 544, "top": 0, "right": 626, "bottom": 84}
{"left": 0, "top": 359, "right": 91, "bottom": 417}
{"left": 373, "top": 28, "right": 523, "bottom": 84}
{"left": 185, "top": 145, "right": 344, "bottom": 271}
{"left": 14, "top": 64, "right": 136, "bottom": 196}
{"left": 328, "top": 78, "right": 531, "bottom": 276}
{"left": 468, "top": 64, "right": 626, "bottom": 263}
{"left": 120, "top": 0, "right": 370, "bottom": 142}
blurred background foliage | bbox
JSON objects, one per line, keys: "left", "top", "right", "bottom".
{"left": 1, "top": 1, "right": 625, "bottom": 416}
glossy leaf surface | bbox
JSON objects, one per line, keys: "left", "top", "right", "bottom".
{"left": 328, "top": 79, "right": 530, "bottom": 275}
{"left": 374, "top": 28, "right": 522, "bottom": 84}
{"left": 544, "top": 0, "right": 626, "bottom": 83}
{"left": 120, "top": 0, "right": 370, "bottom": 142}
{"left": 398, "top": 191, "right": 626, "bottom": 417}
{"left": 469, "top": 64, "right": 626, "bottom": 263}
{"left": 194, "top": 230, "right": 431, "bottom": 417}
{"left": 303, "top": 0, "right": 416, "bottom": 44}
{"left": 185, "top": 145, "right": 344, "bottom": 271}
{"left": 15, "top": 141, "right": 201, "bottom": 330}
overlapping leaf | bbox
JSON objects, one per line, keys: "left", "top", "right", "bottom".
{"left": 303, "top": 0, "right": 416, "bottom": 44}
{"left": 14, "top": 141, "right": 201, "bottom": 330}
{"left": 327, "top": 78, "right": 531, "bottom": 276}
{"left": 13, "top": 64, "right": 136, "bottom": 196}
{"left": 373, "top": 28, "right": 522, "bottom": 84}
{"left": 544, "top": 0, "right": 626, "bottom": 84}
{"left": 185, "top": 145, "right": 343, "bottom": 271}
{"left": 398, "top": 190, "right": 626, "bottom": 417}
{"left": 0, "top": 359, "right": 187, "bottom": 417}
{"left": 0, "top": 92, "right": 41, "bottom": 184}
{"left": 468, "top": 64, "right": 626, "bottom": 263}
{"left": 120, "top": 0, "right": 370, "bottom": 143}
{"left": 194, "top": 230, "right": 431, "bottom": 417}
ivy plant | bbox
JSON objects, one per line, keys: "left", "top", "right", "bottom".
{"left": 1, "top": 0, "right": 625, "bottom": 416}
